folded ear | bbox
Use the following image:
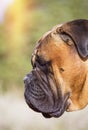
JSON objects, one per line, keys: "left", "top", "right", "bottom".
{"left": 59, "top": 19, "right": 88, "bottom": 58}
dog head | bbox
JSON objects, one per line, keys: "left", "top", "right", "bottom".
{"left": 24, "top": 19, "right": 88, "bottom": 118}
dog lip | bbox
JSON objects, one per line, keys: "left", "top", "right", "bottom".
{"left": 24, "top": 68, "right": 70, "bottom": 118}
{"left": 25, "top": 88, "right": 70, "bottom": 118}
{"left": 45, "top": 92, "right": 70, "bottom": 118}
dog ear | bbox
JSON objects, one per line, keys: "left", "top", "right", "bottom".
{"left": 59, "top": 19, "right": 88, "bottom": 58}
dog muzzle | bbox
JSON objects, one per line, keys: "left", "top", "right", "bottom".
{"left": 24, "top": 63, "right": 70, "bottom": 118}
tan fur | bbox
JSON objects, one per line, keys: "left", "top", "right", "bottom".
{"left": 33, "top": 25, "right": 88, "bottom": 112}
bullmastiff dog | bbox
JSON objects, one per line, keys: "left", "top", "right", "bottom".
{"left": 24, "top": 19, "right": 88, "bottom": 118}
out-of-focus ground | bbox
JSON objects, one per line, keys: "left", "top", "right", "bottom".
{"left": 0, "top": 92, "right": 88, "bottom": 130}
{"left": 0, "top": 0, "right": 88, "bottom": 130}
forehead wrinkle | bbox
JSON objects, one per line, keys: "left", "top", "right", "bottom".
{"left": 51, "top": 24, "right": 63, "bottom": 32}
{"left": 41, "top": 24, "right": 63, "bottom": 40}
{"left": 42, "top": 30, "right": 51, "bottom": 40}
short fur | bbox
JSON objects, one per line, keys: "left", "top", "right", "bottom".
{"left": 24, "top": 19, "right": 88, "bottom": 118}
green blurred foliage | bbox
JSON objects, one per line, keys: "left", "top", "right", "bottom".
{"left": 0, "top": 0, "right": 88, "bottom": 91}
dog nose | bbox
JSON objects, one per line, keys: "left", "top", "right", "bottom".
{"left": 23, "top": 76, "right": 28, "bottom": 83}
{"left": 24, "top": 72, "right": 36, "bottom": 84}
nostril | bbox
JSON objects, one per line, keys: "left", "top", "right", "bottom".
{"left": 23, "top": 76, "right": 28, "bottom": 83}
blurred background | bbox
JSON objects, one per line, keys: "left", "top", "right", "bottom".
{"left": 0, "top": 0, "right": 88, "bottom": 130}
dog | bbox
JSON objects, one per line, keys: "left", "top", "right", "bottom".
{"left": 24, "top": 19, "right": 88, "bottom": 118}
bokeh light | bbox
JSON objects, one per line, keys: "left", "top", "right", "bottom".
{"left": 0, "top": 0, "right": 88, "bottom": 130}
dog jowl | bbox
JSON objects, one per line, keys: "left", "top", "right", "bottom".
{"left": 24, "top": 19, "right": 88, "bottom": 118}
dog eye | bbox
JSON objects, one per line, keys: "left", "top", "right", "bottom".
{"left": 60, "top": 33, "right": 73, "bottom": 46}
{"left": 60, "top": 68, "right": 64, "bottom": 72}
